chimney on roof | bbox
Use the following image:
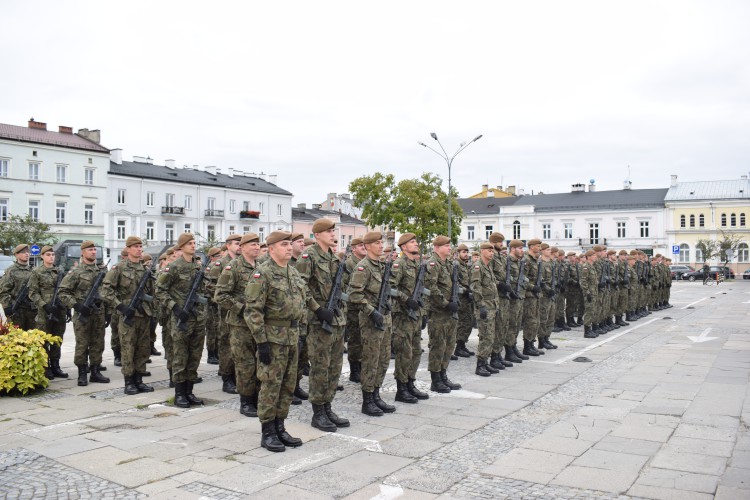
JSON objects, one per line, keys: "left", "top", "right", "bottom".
{"left": 216, "top": 167, "right": 222, "bottom": 174}
{"left": 133, "top": 155, "right": 147, "bottom": 163}
{"left": 507, "top": 185, "right": 516, "bottom": 195}
{"left": 482, "top": 184, "right": 488, "bottom": 193}
{"left": 205, "top": 166, "right": 216, "bottom": 175}
{"left": 297, "top": 203, "right": 307, "bottom": 209}
{"left": 227, "top": 167, "right": 234, "bottom": 178}
{"left": 571, "top": 183, "right": 585, "bottom": 192}
{"left": 111, "top": 149, "right": 123, "bottom": 165}
{"left": 28, "top": 118, "right": 47, "bottom": 130}
{"left": 496, "top": 185, "right": 503, "bottom": 192}
{"left": 487, "top": 189, "right": 495, "bottom": 198}
{"left": 588, "top": 180, "right": 596, "bottom": 192}
{"left": 312, "top": 203, "right": 322, "bottom": 210}
{"left": 269, "top": 174, "right": 277, "bottom": 185}
{"left": 77, "top": 128, "right": 101, "bottom": 144}
{"left": 670, "top": 174, "right": 678, "bottom": 187}
{"left": 164, "top": 159, "right": 176, "bottom": 169}
{"left": 259, "top": 172, "right": 267, "bottom": 182}
{"left": 58, "top": 125, "right": 73, "bottom": 134}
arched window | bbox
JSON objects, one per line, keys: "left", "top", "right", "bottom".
{"left": 696, "top": 247, "right": 704, "bottom": 263}
{"left": 679, "top": 243, "right": 690, "bottom": 263}
{"left": 738, "top": 243, "right": 749, "bottom": 263}
{"left": 513, "top": 220, "right": 521, "bottom": 240}
{"left": 689, "top": 215, "right": 695, "bottom": 227}
{"left": 731, "top": 213, "right": 737, "bottom": 226}
{"left": 721, "top": 213, "right": 727, "bottom": 227}
{"left": 699, "top": 214, "right": 705, "bottom": 227}
{"left": 741, "top": 213, "right": 746, "bottom": 227}
{"left": 680, "top": 215, "right": 686, "bottom": 228}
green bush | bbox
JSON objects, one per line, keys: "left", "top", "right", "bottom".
{"left": 0, "top": 321, "right": 62, "bottom": 396}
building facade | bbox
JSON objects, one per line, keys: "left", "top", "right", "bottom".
{"left": 0, "top": 119, "right": 109, "bottom": 247}
{"left": 292, "top": 205, "right": 368, "bottom": 252}
{"left": 318, "top": 192, "right": 363, "bottom": 219}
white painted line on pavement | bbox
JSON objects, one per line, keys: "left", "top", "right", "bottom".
{"left": 329, "top": 432, "right": 383, "bottom": 452}
{"left": 687, "top": 327, "right": 718, "bottom": 343}
{"left": 21, "top": 407, "right": 141, "bottom": 434}
{"left": 681, "top": 297, "right": 708, "bottom": 309}
{"left": 371, "top": 483, "right": 405, "bottom": 500}
{"left": 277, "top": 451, "right": 335, "bottom": 473}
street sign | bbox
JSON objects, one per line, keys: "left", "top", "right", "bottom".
{"left": 30, "top": 244, "right": 41, "bottom": 256}
{"left": 672, "top": 245, "right": 680, "bottom": 254}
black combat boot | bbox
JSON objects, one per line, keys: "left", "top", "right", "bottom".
{"left": 616, "top": 315, "right": 629, "bottom": 327}
{"left": 464, "top": 343, "right": 476, "bottom": 356}
{"left": 77, "top": 365, "right": 88, "bottom": 386}
{"left": 505, "top": 345, "right": 522, "bottom": 363}
{"left": 207, "top": 350, "right": 219, "bottom": 365}
{"left": 543, "top": 337, "right": 557, "bottom": 349}
{"left": 536, "top": 338, "right": 546, "bottom": 354}
{"left": 124, "top": 375, "right": 139, "bottom": 395}
{"left": 240, "top": 395, "right": 257, "bottom": 417}
{"left": 522, "top": 340, "right": 540, "bottom": 357}
{"left": 168, "top": 368, "right": 174, "bottom": 388}
{"left": 395, "top": 380, "right": 418, "bottom": 403}
{"left": 361, "top": 390, "right": 383, "bottom": 416}
{"left": 454, "top": 341, "right": 470, "bottom": 358}
{"left": 325, "top": 402, "right": 351, "bottom": 427}
{"left": 625, "top": 311, "right": 634, "bottom": 322}
{"left": 566, "top": 316, "right": 578, "bottom": 328}
{"left": 135, "top": 374, "right": 154, "bottom": 393}
{"left": 475, "top": 359, "right": 492, "bottom": 377}
{"left": 440, "top": 370, "right": 461, "bottom": 390}
{"left": 261, "top": 420, "right": 285, "bottom": 452}
{"left": 489, "top": 352, "right": 504, "bottom": 370}
{"left": 294, "top": 383, "right": 309, "bottom": 400}
{"left": 407, "top": 378, "right": 429, "bottom": 400}
{"left": 560, "top": 319, "right": 571, "bottom": 331}
{"left": 577, "top": 316, "right": 584, "bottom": 326}
{"left": 584, "top": 325, "right": 598, "bottom": 338}
{"left": 44, "top": 358, "right": 55, "bottom": 380}
{"left": 291, "top": 393, "right": 301, "bottom": 405}
{"left": 151, "top": 343, "right": 161, "bottom": 356}
{"left": 186, "top": 381, "right": 204, "bottom": 405}
{"left": 275, "top": 418, "right": 302, "bottom": 447}
{"left": 174, "top": 381, "right": 190, "bottom": 408}
{"left": 349, "top": 361, "right": 361, "bottom": 383}
{"left": 373, "top": 387, "right": 396, "bottom": 413}
{"left": 222, "top": 375, "right": 237, "bottom": 394}
{"left": 609, "top": 317, "right": 620, "bottom": 330}
{"left": 89, "top": 365, "right": 110, "bottom": 383}
{"left": 552, "top": 321, "right": 562, "bottom": 333}
{"left": 430, "top": 371, "right": 451, "bottom": 393}
{"left": 50, "top": 359, "right": 67, "bottom": 378}
{"left": 97, "top": 364, "right": 107, "bottom": 372}
{"left": 513, "top": 344, "right": 529, "bottom": 360}
{"left": 592, "top": 323, "right": 604, "bottom": 335}
{"left": 113, "top": 348, "right": 122, "bottom": 367}
{"left": 311, "top": 403, "right": 337, "bottom": 431}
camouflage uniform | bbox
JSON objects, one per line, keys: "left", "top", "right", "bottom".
{"left": 522, "top": 254, "right": 542, "bottom": 342}
{"left": 156, "top": 267, "right": 173, "bottom": 371}
{"left": 110, "top": 309, "right": 121, "bottom": 353}
{"left": 209, "top": 254, "right": 234, "bottom": 378}
{"left": 455, "top": 258, "right": 474, "bottom": 345}
{"left": 555, "top": 259, "right": 567, "bottom": 326}
{"left": 424, "top": 254, "right": 460, "bottom": 391}
{"left": 566, "top": 261, "right": 584, "bottom": 323}
{"left": 343, "top": 253, "right": 361, "bottom": 375}
{"left": 203, "top": 259, "right": 220, "bottom": 362}
{"left": 580, "top": 259, "right": 598, "bottom": 335}
{"left": 505, "top": 255, "right": 526, "bottom": 349}
{"left": 0, "top": 262, "right": 37, "bottom": 330}
{"left": 389, "top": 255, "right": 425, "bottom": 386}
{"left": 488, "top": 251, "right": 508, "bottom": 358}
{"left": 470, "top": 258, "right": 498, "bottom": 364}
{"left": 291, "top": 254, "right": 309, "bottom": 387}
{"left": 28, "top": 265, "right": 66, "bottom": 367}
{"left": 539, "top": 258, "right": 556, "bottom": 340}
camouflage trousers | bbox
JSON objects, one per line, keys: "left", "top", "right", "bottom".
{"left": 73, "top": 311, "right": 106, "bottom": 366}
{"left": 555, "top": 293, "right": 566, "bottom": 321}
{"left": 230, "top": 324, "right": 258, "bottom": 397}
{"left": 35, "top": 314, "right": 66, "bottom": 360}
{"left": 205, "top": 303, "right": 219, "bottom": 354}
{"left": 110, "top": 309, "right": 121, "bottom": 351}
{"left": 505, "top": 299, "right": 524, "bottom": 346}
{"left": 456, "top": 301, "right": 473, "bottom": 344}
{"left": 583, "top": 293, "right": 597, "bottom": 327}
{"left": 475, "top": 307, "right": 496, "bottom": 361}
{"left": 160, "top": 312, "right": 172, "bottom": 370}
{"left": 296, "top": 324, "right": 308, "bottom": 384}
{"left": 119, "top": 315, "right": 151, "bottom": 377}
{"left": 307, "top": 323, "right": 344, "bottom": 405}
{"left": 617, "top": 288, "right": 628, "bottom": 315}
{"left": 359, "top": 311, "right": 392, "bottom": 393}
{"left": 522, "top": 296, "right": 540, "bottom": 341}
{"left": 566, "top": 288, "right": 583, "bottom": 319}
{"left": 257, "top": 342, "right": 298, "bottom": 424}
{"left": 345, "top": 306, "right": 362, "bottom": 363}
{"left": 218, "top": 311, "right": 234, "bottom": 377}
{"left": 169, "top": 315, "right": 206, "bottom": 384}
{"left": 10, "top": 308, "right": 36, "bottom": 331}
{"left": 492, "top": 300, "right": 509, "bottom": 353}
{"left": 392, "top": 313, "right": 421, "bottom": 383}
{"left": 427, "top": 311, "right": 457, "bottom": 372}
{"left": 540, "top": 296, "right": 555, "bottom": 337}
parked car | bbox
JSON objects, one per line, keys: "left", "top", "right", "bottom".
{"left": 743, "top": 269, "right": 750, "bottom": 280}
{"left": 0, "top": 255, "right": 13, "bottom": 278}
{"left": 682, "top": 266, "right": 735, "bottom": 281}
{"left": 669, "top": 264, "right": 694, "bottom": 280}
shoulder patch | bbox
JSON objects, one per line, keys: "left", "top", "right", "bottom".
{"left": 475, "top": 265, "right": 480, "bottom": 269}
{"left": 357, "top": 266, "right": 364, "bottom": 271}
{"left": 164, "top": 268, "right": 169, "bottom": 272}
{"left": 225, "top": 265, "right": 232, "bottom": 270}
{"left": 253, "top": 273, "right": 261, "bottom": 278}
{"left": 393, "top": 263, "right": 399, "bottom": 268}
{"left": 214, "top": 261, "right": 221, "bottom": 266}
{"left": 430, "top": 262, "right": 436, "bottom": 267}
{"left": 302, "top": 254, "right": 309, "bottom": 259}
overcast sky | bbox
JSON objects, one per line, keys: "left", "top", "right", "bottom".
{"left": 4, "top": 0, "right": 749, "bottom": 204}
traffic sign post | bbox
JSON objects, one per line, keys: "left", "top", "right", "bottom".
{"left": 672, "top": 245, "right": 680, "bottom": 254}
{"left": 30, "top": 244, "right": 41, "bottom": 256}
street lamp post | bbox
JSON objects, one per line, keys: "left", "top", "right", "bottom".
{"left": 418, "top": 133, "right": 482, "bottom": 241}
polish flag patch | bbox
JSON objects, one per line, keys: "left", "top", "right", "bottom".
{"left": 429, "top": 262, "right": 436, "bottom": 267}
{"left": 393, "top": 263, "right": 399, "bottom": 268}
{"left": 253, "top": 273, "right": 261, "bottom": 278}
{"left": 225, "top": 266, "right": 232, "bottom": 270}
{"left": 475, "top": 265, "right": 480, "bottom": 269}
{"left": 302, "top": 254, "right": 309, "bottom": 259}
{"left": 358, "top": 266, "right": 364, "bottom": 271}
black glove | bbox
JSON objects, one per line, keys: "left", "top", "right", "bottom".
{"left": 547, "top": 290, "right": 556, "bottom": 299}
{"left": 116, "top": 303, "right": 135, "bottom": 320}
{"left": 172, "top": 304, "right": 189, "bottom": 323}
{"left": 405, "top": 297, "right": 420, "bottom": 311}
{"left": 446, "top": 301, "right": 459, "bottom": 313}
{"left": 315, "top": 307, "right": 335, "bottom": 324}
{"left": 74, "top": 303, "right": 92, "bottom": 316}
{"left": 257, "top": 342, "right": 272, "bottom": 365}
{"left": 598, "top": 282, "right": 605, "bottom": 290}
{"left": 370, "top": 309, "right": 384, "bottom": 329}
{"left": 479, "top": 307, "right": 488, "bottom": 320}
{"left": 532, "top": 285, "right": 541, "bottom": 294}
{"left": 586, "top": 293, "right": 592, "bottom": 303}
{"left": 104, "top": 313, "right": 112, "bottom": 328}
{"left": 421, "top": 315, "right": 428, "bottom": 330}
{"left": 43, "top": 303, "right": 56, "bottom": 314}
{"left": 463, "top": 288, "right": 472, "bottom": 299}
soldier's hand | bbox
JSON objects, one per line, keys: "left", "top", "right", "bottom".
{"left": 172, "top": 304, "right": 189, "bottom": 323}
{"left": 104, "top": 314, "right": 112, "bottom": 328}
{"left": 43, "top": 303, "right": 56, "bottom": 314}
{"left": 421, "top": 315, "right": 428, "bottom": 330}
{"left": 446, "top": 301, "right": 459, "bottom": 313}
{"left": 586, "top": 293, "right": 592, "bottom": 303}
{"left": 370, "top": 310, "right": 385, "bottom": 329}
{"left": 479, "top": 307, "right": 488, "bottom": 320}
{"left": 405, "top": 297, "right": 420, "bottom": 311}
{"left": 257, "top": 342, "right": 272, "bottom": 365}
{"left": 315, "top": 307, "right": 335, "bottom": 324}
{"left": 116, "top": 303, "right": 135, "bottom": 319}
{"left": 532, "top": 285, "right": 541, "bottom": 294}
{"left": 74, "top": 303, "right": 92, "bottom": 316}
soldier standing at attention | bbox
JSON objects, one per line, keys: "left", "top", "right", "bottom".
{"left": 0, "top": 244, "right": 37, "bottom": 330}
{"left": 424, "top": 235, "right": 462, "bottom": 393}
{"left": 290, "top": 232, "right": 310, "bottom": 404}
{"left": 488, "top": 232, "right": 513, "bottom": 369}
{"left": 389, "top": 233, "right": 429, "bottom": 404}
{"left": 564, "top": 252, "right": 581, "bottom": 328}
{"left": 215, "top": 233, "right": 261, "bottom": 417}
{"left": 454, "top": 243, "right": 475, "bottom": 359}
{"left": 344, "top": 237, "right": 367, "bottom": 383}
{"left": 554, "top": 249, "right": 570, "bottom": 332}
{"left": 538, "top": 244, "right": 557, "bottom": 352}
{"left": 521, "top": 239, "right": 543, "bottom": 356}
{"left": 296, "top": 218, "right": 349, "bottom": 432}
{"left": 209, "top": 234, "right": 242, "bottom": 394}
{"left": 580, "top": 250, "right": 599, "bottom": 338}
{"left": 58, "top": 241, "right": 110, "bottom": 386}
{"left": 28, "top": 245, "right": 68, "bottom": 379}
{"left": 471, "top": 242, "right": 501, "bottom": 377}
{"left": 348, "top": 231, "right": 396, "bottom": 416}
{"left": 109, "top": 247, "right": 129, "bottom": 368}
{"left": 203, "top": 246, "right": 223, "bottom": 365}
{"left": 504, "top": 240, "right": 528, "bottom": 363}
{"left": 244, "top": 231, "right": 306, "bottom": 452}
{"left": 156, "top": 252, "right": 175, "bottom": 385}
{"left": 257, "top": 243, "right": 269, "bottom": 265}
{"left": 101, "top": 237, "right": 155, "bottom": 395}
{"left": 156, "top": 233, "right": 207, "bottom": 408}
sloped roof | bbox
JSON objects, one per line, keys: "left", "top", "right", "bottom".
{"left": 110, "top": 160, "right": 292, "bottom": 196}
{"left": 292, "top": 207, "right": 366, "bottom": 225}
{"left": 0, "top": 123, "right": 109, "bottom": 153}
{"left": 665, "top": 179, "right": 750, "bottom": 201}
{"left": 458, "top": 196, "right": 520, "bottom": 215}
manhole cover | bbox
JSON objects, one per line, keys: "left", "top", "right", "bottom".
{"left": 686, "top": 306, "right": 695, "bottom": 309}
{"left": 663, "top": 317, "right": 672, "bottom": 320}
{"left": 573, "top": 356, "right": 592, "bottom": 363}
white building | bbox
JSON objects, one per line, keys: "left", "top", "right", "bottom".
{"left": 319, "top": 192, "right": 363, "bottom": 218}
{"left": 0, "top": 119, "right": 109, "bottom": 246}
{"left": 458, "top": 181, "right": 669, "bottom": 255}
{"left": 106, "top": 152, "right": 293, "bottom": 256}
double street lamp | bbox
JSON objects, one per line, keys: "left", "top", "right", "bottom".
{"left": 418, "top": 132, "right": 483, "bottom": 241}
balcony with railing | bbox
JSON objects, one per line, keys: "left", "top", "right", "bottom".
{"left": 204, "top": 209, "right": 225, "bottom": 218}
{"left": 162, "top": 206, "right": 185, "bottom": 215}
{"left": 240, "top": 210, "right": 260, "bottom": 219}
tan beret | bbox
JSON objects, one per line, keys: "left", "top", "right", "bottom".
{"left": 566, "top": 251, "right": 576, "bottom": 257}
{"left": 80, "top": 240, "right": 95, "bottom": 250}
{"left": 351, "top": 237, "right": 363, "bottom": 246}
{"left": 655, "top": 253, "right": 662, "bottom": 258}
{"left": 303, "top": 238, "right": 315, "bottom": 246}
{"left": 509, "top": 240, "right": 524, "bottom": 249}
{"left": 125, "top": 236, "right": 143, "bottom": 247}
{"left": 591, "top": 245, "right": 601, "bottom": 252}
{"left": 165, "top": 248, "right": 174, "bottom": 256}
{"left": 472, "top": 251, "right": 480, "bottom": 256}
{"left": 585, "top": 249, "right": 595, "bottom": 257}
{"left": 540, "top": 243, "right": 550, "bottom": 250}
{"left": 225, "top": 233, "right": 242, "bottom": 243}
{"left": 120, "top": 248, "right": 128, "bottom": 257}
{"left": 176, "top": 233, "right": 194, "bottom": 249}
{"left": 221, "top": 244, "right": 227, "bottom": 251}
{"left": 312, "top": 218, "right": 335, "bottom": 233}
{"left": 13, "top": 243, "right": 30, "bottom": 254}
{"left": 550, "top": 246, "right": 558, "bottom": 253}
{"left": 527, "top": 238, "right": 542, "bottom": 246}
{"left": 240, "top": 233, "right": 259, "bottom": 245}
{"left": 142, "top": 253, "right": 152, "bottom": 262}
{"left": 159, "top": 253, "right": 168, "bottom": 261}
{"left": 456, "top": 243, "right": 469, "bottom": 251}
{"left": 260, "top": 243, "right": 267, "bottom": 249}
{"left": 607, "top": 249, "right": 616, "bottom": 255}
{"left": 266, "top": 231, "right": 292, "bottom": 246}
{"left": 290, "top": 232, "right": 304, "bottom": 242}
{"left": 207, "top": 247, "right": 222, "bottom": 257}
{"left": 397, "top": 233, "right": 416, "bottom": 247}
{"left": 489, "top": 232, "right": 505, "bottom": 244}
{"left": 433, "top": 235, "right": 450, "bottom": 246}
{"left": 40, "top": 245, "right": 54, "bottom": 254}
{"left": 363, "top": 231, "right": 382, "bottom": 244}
{"left": 479, "top": 242, "right": 494, "bottom": 250}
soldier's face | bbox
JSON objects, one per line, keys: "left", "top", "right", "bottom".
{"left": 182, "top": 240, "right": 196, "bottom": 257}
{"left": 435, "top": 243, "right": 451, "bottom": 259}
{"left": 316, "top": 228, "right": 336, "bottom": 248}
{"left": 260, "top": 246, "right": 268, "bottom": 255}
{"left": 471, "top": 254, "right": 480, "bottom": 262}
{"left": 16, "top": 249, "right": 30, "bottom": 264}
{"left": 292, "top": 238, "right": 305, "bottom": 256}
{"left": 529, "top": 244, "right": 541, "bottom": 256}
{"left": 458, "top": 249, "right": 469, "bottom": 261}
{"left": 269, "top": 240, "right": 292, "bottom": 264}
{"left": 226, "top": 240, "right": 240, "bottom": 256}
{"left": 542, "top": 248, "right": 552, "bottom": 258}
{"left": 82, "top": 246, "right": 97, "bottom": 263}
{"left": 365, "top": 239, "right": 383, "bottom": 259}
{"left": 352, "top": 243, "right": 366, "bottom": 259}
{"left": 242, "top": 242, "right": 260, "bottom": 260}
{"left": 481, "top": 248, "right": 494, "bottom": 263}
{"left": 128, "top": 244, "right": 143, "bottom": 261}
{"left": 402, "top": 239, "right": 419, "bottom": 256}
{"left": 42, "top": 251, "right": 55, "bottom": 266}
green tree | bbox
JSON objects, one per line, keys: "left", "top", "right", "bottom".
{"left": 193, "top": 232, "right": 220, "bottom": 256}
{"left": 718, "top": 231, "right": 743, "bottom": 265}
{"left": 349, "top": 172, "right": 463, "bottom": 245}
{"left": 695, "top": 238, "right": 718, "bottom": 264}
{"left": 0, "top": 214, "right": 58, "bottom": 255}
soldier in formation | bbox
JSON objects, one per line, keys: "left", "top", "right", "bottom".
{"left": 344, "top": 237, "right": 367, "bottom": 382}
{"left": 203, "top": 246, "right": 223, "bottom": 365}
{"left": 0, "top": 244, "right": 37, "bottom": 330}
{"left": 454, "top": 243, "right": 475, "bottom": 359}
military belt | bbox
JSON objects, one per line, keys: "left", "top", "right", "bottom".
{"left": 265, "top": 319, "right": 298, "bottom": 327}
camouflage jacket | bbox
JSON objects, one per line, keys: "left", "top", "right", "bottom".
{"left": 296, "top": 243, "right": 345, "bottom": 327}
{"left": 0, "top": 262, "right": 35, "bottom": 311}
{"left": 101, "top": 259, "right": 154, "bottom": 318}
{"left": 214, "top": 255, "right": 257, "bottom": 326}
{"left": 470, "top": 259, "right": 498, "bottom": 311}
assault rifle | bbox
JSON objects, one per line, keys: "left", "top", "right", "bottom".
{"left": 623, "top": 260, "right": 630, "bottom": 289}
{"left": 322, "top": 245, "right": 351, "bottom": 333}
{"left": 547, "top": 261, "right": 557, "bottom": 299}
{"left": 514, "top": 257, "right": 526, "bottom": 299}
{"left": 123, "top": 257, "right": 159, "bottom": 326}
{"left": 47, "top": 267, "right": 66, "bottom": 322}
{"left": 7, "top": 281, "right": 30, "bottom": 317}
{"left": 176, "top": 255, "right": 209, "bottom": 332}
{"left": 504, "top": 255, "right": 517, "bottom": 300}
{"left": 373, "top": 253, "right": 394, "bottom": 331}
{"left": 598, "top": 260, "right": 608, "bottom": 291}
{"left": 449, "top": 257, "right": 460, "bottom": 320}
{"left": 407, "top": 254, "right": 428, "bottom": 321}
{"left": 78, "top": 260, "right": 111, "bottom": 324}
{"left": 533, "top": 259, "right": 543, "bottom": 298}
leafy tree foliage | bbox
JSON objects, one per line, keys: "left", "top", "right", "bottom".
{"left": 0, "top": 214, "right": 58, "bottom": 255}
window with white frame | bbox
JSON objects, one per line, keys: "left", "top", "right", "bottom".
{"left": 699, "top": 214, "right": 705, "bottom": 227}
{"left": 617, "top": 222, "right": 626, "bottom": 238}
{"left": 737, "top": 243, "right": 749, "bottom": 263}
{"left": 731, "top": 213, "right": 737, "bottom": 226}
{"left": 117, "top": 189, "right": 126, "bottom": 204}
{"left": 542, "top": 224, "right": 551, "bottom": 239}
{"left": 117, "top": 220, "right": 126, "bottom": 240}
{"left": 259, "top": 202, "right": 265, "bottom": 215}
{"left": 277, "top": 203, "right": 282, "bottom": 216}
{"left": 28, "top": 200, "right": 40, "bottom": 221}
{"left": 28, "top": 162, "right": 40, "bottom": 180}
{"left": 0, "top": 198, "right": 8, "bottom": 222}
{"left": 55, "top": 201, "right": 67, "bottom": 223}
{"left": 466, "top": 225, "right": 475, "bottom": 240}
{"left": 228, "top": 225, "right": 236, "bottom": 234}
{"left": 243, "top": 201, "right": 250, "bottom": 211}
{"left": 696, "top": 247, "right": 704, "bottom": 263}
{"left": 679, "top": 215, "right": 685, "bottom": 228}
{"left": 689, "top": 214, "right": 695, "bottom": 227}
{"left": 146, "top": 192, "right": 155, "bottom": 207}
{"left": 258, "top": 227, "right": 265, "bottom": 242}
{"left": 484, "top": 225, "right": 493, "bottom": 239}
{"left": 184, "top": 223, "right": 192, "bottom": 233}
{"left": 165, "top": 223, "right": 174, "bottom": 244}
{"left": 589, "top": 223, "right": 599, "bottom": 245}
{"left": 564, "top": 223, "right": 573, "bottom": 239}
{"left": 229, "top": 200, "right": 236, "bottom": 213}
{"left": 84, "top": 168, "right": 94, "bottom": 185}
{"left": 207, "top": 198, "right": 215, "bottom": 210}
{"left": 184, "top": 195, "right": 192, "bottom": 210}
{"left": 639, "top": 221, "right": 649, "bottom": 238}
{"left": 84, "top": 204, "right": 94, "bottom": 225}
{"left": 0, "top": 159, "right": 8, "bottom": 177}
{"left": 513, "top": 220, "right": 521, "bottom": 240}
{"left": 721, "top": 213, "right": 727, "bottom": 227}
{"left": 145, "top": 221, "right": 155, "bottom": 241}
{"left": 56, "top": 165, "right": 67, "bottom": 183}
{"left": 741, "top": 213, "right": 746, "bottom": 227}
{"left": 679, "top": 243, "right": 690, "bottom": 263}
{"left": 207, "top": 224, "right": 216, "bottom": 241}
{"left": 166, "top": 193, "right": 175, "bottom": 207}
